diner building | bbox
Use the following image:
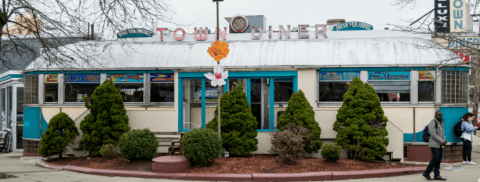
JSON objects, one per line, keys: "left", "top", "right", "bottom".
{"left": 21, "top": 16, "right": 467, "bottom": 162}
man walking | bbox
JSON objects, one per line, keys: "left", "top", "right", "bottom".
{"left": 423, "top": 111, "right": 447, "bottom": 181}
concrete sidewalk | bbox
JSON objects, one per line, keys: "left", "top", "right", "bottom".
{"left": 2, "top": 135, "right": 480, "bottom": 182}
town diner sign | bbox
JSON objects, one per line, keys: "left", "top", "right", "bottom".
{"left": 141, "top": 24, "right": 328, "bottom": 41}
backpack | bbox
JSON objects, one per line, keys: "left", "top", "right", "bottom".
{"left": 453, "top": 121, "right": 465, "bottom": 137}
{"left": 422, "top": 121, "right": 438, "bottom": 142}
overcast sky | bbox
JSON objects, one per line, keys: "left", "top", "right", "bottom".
{"left": 159, "top": 0, "right": 434, "bottom": 32}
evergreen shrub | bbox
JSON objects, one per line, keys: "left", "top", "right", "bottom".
{"left": 99, "top": 144, "right": 116, "bottom": 158}
{"left": 182, "top": 128, "right": 222, "bottom": 167}
{"left": 269, "top": 123, "right": 309, "bottom": 165}
{"left": 206, "top": 84, "right": 258, "bottom": 156}
{"left": 119, "top": 128, "right": 158, "bottom": 163}
{"left": 333, "top": 77, "right": 389, "bottom": 160}
{"left": 79, "top": 80, "right": 130, "bottom": 156}
{"left": 277, "top": 90, "right": 322, "bottom": 154}
{"left": 39, "top": 112, "right": 79, "bottom": 158}
{"left": 321, "top": 143, "right": 342, "bottom": 161}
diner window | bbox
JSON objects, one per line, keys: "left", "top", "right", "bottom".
{"left": 442, "top": 70, "right": 468, "bottom": 103}
{"left": 44, "top": 74, "right": 58, "bottom": 103}
{"left": 205, "top": 80, "right": 219, "bottom": 103}
{"left": 318, "top": 71, "right": 359, "bottom": 102}
{"left": 64, "top": 74, "right": 100, "bottom": 102}
{"left": 274, "top": 79, "right": 293, "bottom": 102}
{"left": 108, "top": 74, "right": 144, "bottom": 103}
{"left": 368, "top": 71, "right": 410, "bottom": 102}
{"left": 418, "top": 70, "right": 435, "bottom": 102}
{"left": 150, "top": 73, "right": 174, "bottom": 103}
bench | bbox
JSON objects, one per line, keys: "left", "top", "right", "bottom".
{"left": 168, "top": 133, "right": 184, "bottom": 155}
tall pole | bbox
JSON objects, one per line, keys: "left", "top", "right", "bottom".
{"left": 216, "top": 1, "right": 221, "bottom": 138}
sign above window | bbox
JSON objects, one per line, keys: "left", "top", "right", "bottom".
{"left": 419, "top": 71, "right": 435, "bottom": 81}
{"left": 45, "top": 74, "right": 58, "bottom": 83}
{"left": 368, "top": 71, "right": 410, "bottom": 81}
{"left": 150, "top": 74, "right": 174, "bottom": 82}
{"left": 319, "top": 71, "right": 360, "bottom": 81}
{"left": 65, "top": 74, "right": 100, "bottom": 83}
{"left": 333, "top": 21, "right": 373, "bottom": 31}
{"left": 108, "top": 74, "right": 144, "bottom": 83}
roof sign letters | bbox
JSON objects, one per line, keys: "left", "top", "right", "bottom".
{"left": 333, "top": 22, "right": 373, "bottom": 31}
{"left": 117, "top": 28, "right": 154, "bottom": 39}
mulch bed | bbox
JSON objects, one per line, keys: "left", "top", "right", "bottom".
{"left": 46, "top": 154, "right": 426, "bottom": 174}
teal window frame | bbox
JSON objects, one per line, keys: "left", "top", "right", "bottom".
{"left": 178, "top": 71, "right": 297, "bottom": 132}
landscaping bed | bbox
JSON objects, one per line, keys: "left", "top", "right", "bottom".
{"left": 46, "top": 154, "right": 425, "bottom": 174}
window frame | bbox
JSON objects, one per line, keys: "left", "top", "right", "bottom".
{"left": 149, "top": 73, "right": 175, "bottom": 106}
{"left": 43, "top": 74, "right": 59, "bottom": 104}
{"left": 316, "top": 70, "right": 361, "bottom": 107}
{"left": 108, "top": 73, "right": 146, "bottom": 104}
{"left": 64, "top": 74, "right": 101, "bottom": 104}
{"left": 368, "top": 71, "right": 411, "bottom": 104}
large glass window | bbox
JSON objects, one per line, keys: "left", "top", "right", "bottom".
{"left": 204, "top": 80, "right": 219, "bottom": 103}
{"left": 274, "top": 79, "right": 293, "bottom": 102}
{"left": 442, "top": 70, "right": 468, "bottom": 103}
{"left": 318, "top": 71, "right": 359, "bottom": 102}
{"left": 44, "top": 74, "right": 58, "bottom": 103}
{"left": 150, "top": 74, "right": 174, "bottom": 103}
{"left": 418, "top": 70, "right": 435, "bottom": 102}
{"left": 64, "top": 74, "right": 100, "bottom": 102}
{"left": 368, "top": 71, "right": 410, "bottom": 102}
{"left": 108, "top": 74, "right": 144, "bottom": 103}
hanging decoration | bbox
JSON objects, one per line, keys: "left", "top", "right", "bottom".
{"left": 207, "top": 41, "right": 230, "bottom": 62}
{"left": 204, "top": 65, "right": 228, "bottom": 86}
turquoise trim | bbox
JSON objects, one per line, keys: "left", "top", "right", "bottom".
{"left": 201, "top": 79, "right": 206, "bottom": 129}
{"left": 179, "top": 71, "right": 297, "bottom": 78}
{"left": 178, "top": 79, "right": 184, "bottom": 132}
{"left": 404, "top": 131, "right": 424, "bottom": 143}
{"left": 270, "top": 78, "right": 274, "bottom": 130}
{"left": 439, "top": 107, "right": 467, "bottom": 142}
{"left": 224, "top": 80, "right": 228, "bottom": 93}
{"left": 25, "top": 70, "right": 174, "bottom": 75}
{"left": 23, "top": 107, "right": 41, "bottom": 139}
{"left": 0, "top": 74, "right": 23, "bottom": 82}
{"left": 293, "top": 76, "right": 298, "bottom": 92}
{"left": 247, "top": 78, "right": 251, "bottom": 106}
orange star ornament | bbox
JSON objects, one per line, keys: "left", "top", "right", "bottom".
{"left": 207, "top": 41, "right": 230, "bottom": 62}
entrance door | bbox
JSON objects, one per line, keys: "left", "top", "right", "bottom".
{"left": 250, "top": 79, "right": 270, "bottom": 130}
{"left": 15, "top": 86, "right": 24, "bottom": 150}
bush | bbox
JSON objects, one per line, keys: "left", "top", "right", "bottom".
{"left": 99, "top": 144, "right": 116, "bottom": 158}
{"left": 333, "top": 77, "right": 389, "bottom": 160}
{"left": 39, "top": 113, "right": 79, "bottom": 158}
{"left": 182, "top": 128, "right": 222, "bottom": 167}
{"left": 278, "top": 90, "right": 322, "bottom": 154}
{"left": 119, "top": 129, "right": 158, "bottom": 163}
{"left": 80, "top": 80, "right": 130, "bottom": 156}
{"left": 206, "top": 84, "right": 258, "bottom": 156}
{"left": 269, "top": 124, "right": 310, "bottom": 165}
{"left": 321, "top": 143, "right": 342, "bottom": 161}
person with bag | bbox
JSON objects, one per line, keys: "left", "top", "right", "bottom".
{"left": 423, "top": 111, "right": 447, "bottom": 181}
{"left": 460, "top": 112, "right": 478, "bottom": 165}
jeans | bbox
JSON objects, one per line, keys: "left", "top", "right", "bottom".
{"left": 424, "top": 147, "right": 443, "bottom": 177}
{"left": 462, "top": 138, "right": 472, "bottom": 161}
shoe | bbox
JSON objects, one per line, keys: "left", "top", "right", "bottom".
{"left": 434, "top": 176, "right": 446, "bottom": 180}
{"left": 463, "top": 161, "right": 468, "bottom": 165}
{"left": 423, "top": 173, "right": 433, "bottom": 181}
{"left": 468, "top": 161, "right": 477, "bottom": 165}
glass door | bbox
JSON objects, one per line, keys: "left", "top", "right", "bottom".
{"left": 250, "top": 79, "right": 270, "bottom": 130}
{"left": 16, "top": 86, "right": 24, "bottom": 150}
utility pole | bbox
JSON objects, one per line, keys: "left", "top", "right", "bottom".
{"left": 213, "top": 0, "right": 223, "bottom": 138}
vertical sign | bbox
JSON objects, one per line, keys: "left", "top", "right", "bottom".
{"left": 450, "top": 0, "right": 467, "bottom": 32}
{"left": 435, "top": 0, "right": 450, "bottom": 33}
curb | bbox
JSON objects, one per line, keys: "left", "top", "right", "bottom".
{"left": 36, "top": 160, "right": 425, "bottom": 181}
